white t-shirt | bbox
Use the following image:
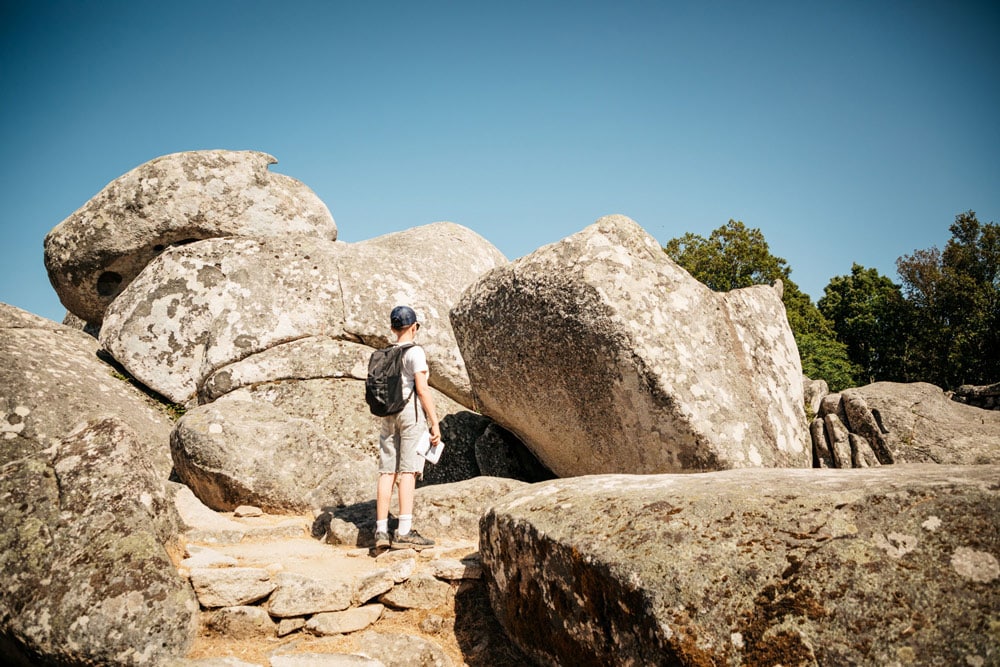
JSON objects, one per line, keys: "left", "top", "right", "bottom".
{"left": 399, "top": 343, "right": 429, "bottom": 399}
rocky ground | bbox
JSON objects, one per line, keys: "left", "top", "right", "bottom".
{"left": 173, "top": 491, "right": 529, "bottom": 666}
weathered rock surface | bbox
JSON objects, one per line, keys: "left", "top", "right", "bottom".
{"left": 204, "top": 606, "right": 277, "bottom": 639}
{"left": 812, "top": 382, "right": 1000, "bottom": 467}
{"left": 0, "top": 302, "right": 174, "bottom": 477}
{"left": 198, "top": 336, "right": 370, "bottom": 402}
{"left": 338, "top": 222, "right": 508, "bottom": 403}
{"left": 801, "top": 375, "right": 828, "bottom": 418}
{"left": 305, "top": 604, "right": 384, "bottom": 635}
{"left": 172, "top": 374, "right": 509, "bottom": 512}
{"left": 356, "top": 630, "right": 454, "bottom": 667}
{"left": 100, "top": 222, "right": 505, "bottom": 406}
{"left": 171, "top": 397, "right": 374, "bottom": 513}
{"left": 379, "top": 572, "right": 454, "bottom": 610}
{"left": 0, "top": 417, "right": 199, "bottom": 665}
{"left": 953, "top": 381, "right": 1000, "bottom": 410}
{"left": 189, "top": 568, "right": 276, "bottom": 608}
{"left": 481, "top": 465, "right": 1000, "bottom": 667}
{"left": 316, "top": 476, "right": 529, "bottom": 547}
{"left": 451, "top": 214, "right": 809, "bottom": 476}
{"left": 44, "top": 150, "right": 336, "bottom": 324}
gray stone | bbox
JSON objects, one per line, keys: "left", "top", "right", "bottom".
{"left": 0, "top": 303, "right": 174, "bottom": 477}
{"left": 211, "top": 376, "right": 464, "bottom": 469}
{"left": 189, "top": 567, "right": 275, "bottom": 608}
{"left": 277, "top": 616, "right": 306, "bottom": 637}
{"left": 305, "top": 604, "right": 385, "bottom": 636}
{"left": 416, "top": 477, "right": 530, "bottom": 542}
{"left": 340, "top": 221, "right": 508, "bottom": 405}
{"left": 849, "top": 433, "right": 881, "bottom": 468}
{"left": 808, "top": 417, "right": 833, "bottom": 468}
{"left": 172, "top": 483, "right": 248, "bottom": 543}
{"left": 480, "top": 465, "right": 1000, "bottom": 667}
{"left": 818, "top": 392, "right": 845, "bottom": 421}
{"left": 432, "top": 557, "right": 483, "bottom": 581}
{"left": 100, "top": 235, "right": 348, "bottom": 404}
{"left": 841, "top": 389, "right": 894, "bottom": 463}
{"left": 164, "top": 658, "right": 264, "bottom": 667}
{"left": 170, "top": 397, "right": 373, "bottom": 513}
{"left": 379, "top": 573, "right": 453, "bottom": 610}
{"left": 233, "top": 505, "right": 263, "bottom": 517}
{"left": 0, "top": 417, "right": 199, "bottom": 665}
{"left": 267, "top": 572, "right": 353, "bottom": 618}
{"left": 0, "top": 301, "right": 64, "bottom": 330}
{"left": 99, "top": 223, "right": 504, "bottom": 406}
{"left": 316, "top": 476, "right": 528, "bottom": 548}
{"left": 953, "top": 382, "right": 1000, "bottom": 410}
{"left": 204, "top": 606, "right": 276, "bottom": 638}
{"left": 848, "top": 382, "right": 1000, "bottom": 464}
{"left": 271, "top": 654, "right": 385, "bottom": 667}
{"left": 356, "top": 630, "right": 453, "bottom": 667}
{"left": 44, "top": 150, "right": 336, "bottom": 324}
{"left": 199, "top": 336, "right": 369, "bottom": 402}
{"left": 451, "top": 214, "right": 810, "bottom": 476}
{"left": 180, "top": 544, "right": 239, "bottom": 569}
{"left": 355, "top": 570, "right": 395, "bottom": 605}
{"left": 823, "top": 413, "right": 853, "bottom": 469}
{"left": 802, "top": 375, "right": 828, "bottom": 419}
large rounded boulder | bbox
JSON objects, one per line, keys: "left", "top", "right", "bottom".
{"left": 451, "top": 214, "right": 809, "bottom": 476}
{"left": 100, "top": 222, "right": 506, "bottom": 407}
{"left": 44, "top": 150, "right": 336, "bottom": 324}
{"left": 481, "top": 465, "right": 1000, "bottom": 666}
{"left": 0, "top": 417, "right": 199, "bottom": 665}
{"left": 0, "top": 302, "right": 174, "bottom": 477}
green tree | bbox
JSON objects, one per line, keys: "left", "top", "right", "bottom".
{"left": 818, "top": 263, "right": 910, "bottom": 384}
{"left": 664, "top": 220, "right": 859, "bottom": 391}
{"left": 896, "top": 211, "right": 1000, "bottom": 387}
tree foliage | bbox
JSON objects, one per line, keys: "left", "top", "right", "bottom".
{"left": 894, "top": 211, "right": 999, "bottom": 387}
{"left": 664, "top": 220, "right": 859, "bottom": 391}
{"left": 818, "top": 263, "right": 910, "bottom": 385}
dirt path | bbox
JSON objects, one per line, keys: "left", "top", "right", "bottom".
{"left": 172, "top": 499, "right": 528, "bottom": 666}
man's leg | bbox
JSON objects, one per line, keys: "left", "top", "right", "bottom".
{"left": 397, "top": 471, "right": 416, "bottom": 526}
{"left": 376, "top": 472, "right": 397, "bottom": 521}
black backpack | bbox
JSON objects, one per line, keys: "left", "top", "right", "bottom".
{"left": 365, "top": 343, "right": 417, "bottom": 417}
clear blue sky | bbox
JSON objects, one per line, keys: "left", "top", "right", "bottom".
{"left": 2, "top": 1, "right": 997, "bottom": 323}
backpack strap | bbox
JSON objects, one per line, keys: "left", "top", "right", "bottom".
{"left": 397, "top": 342, "right": 421, "bottom": 421}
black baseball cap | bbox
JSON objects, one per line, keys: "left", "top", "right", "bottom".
{"left": 390, "top": 305, "right": 418, "bottom": 329}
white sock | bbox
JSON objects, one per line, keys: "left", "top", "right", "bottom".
{"left": 376, "top": 519, "right": 388, "bottom": 534}
{"left": 397, "top": 514, "right": 412, "bottom": 535}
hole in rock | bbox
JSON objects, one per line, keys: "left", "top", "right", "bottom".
{"left": 96, "top": 271, "right": 123, "bottom": 297}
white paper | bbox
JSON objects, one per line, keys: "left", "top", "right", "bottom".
{"left": 423, "top": 440, "right": 444, "bottom": 464}
{"left": 415, "top": 431, "right": 431, "bottom": 457}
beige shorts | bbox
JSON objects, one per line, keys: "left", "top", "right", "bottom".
{"left": 378, "top": 394, "right": 426, "bottom": 475}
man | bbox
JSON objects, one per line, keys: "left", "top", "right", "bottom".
{"left": 374, "top": 305, "right": 441, "bottom": 549}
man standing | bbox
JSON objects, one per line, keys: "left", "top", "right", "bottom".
{"left": 374, "top": 305, "right": 440, "bottom": 550}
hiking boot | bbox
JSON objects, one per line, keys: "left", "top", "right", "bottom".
{"left": 391, "top": 529, "right": 434, "bottom": 550}
{"left": 374, "top": 531, "right": 391, "bottom": 549}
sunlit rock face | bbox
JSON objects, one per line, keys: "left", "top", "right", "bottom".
{"left": 452, "top": 214, "right": 809, "bottom": 477}
{"left": 44, "top": 149, "right": 336, "bottom": 325}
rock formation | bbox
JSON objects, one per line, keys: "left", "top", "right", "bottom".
{"left": 8, "top": 147, "right": 999, "bottom": 665}
{"left": 451, "top": 214, "right": 810, "bottom": 476}
{"left": 99, "top": 222, "right": 505, "bottom": 408}
{"left": 0, "top": 417, "right": 199, "bottom": 665}
{"left": 953, "top": 381, "right": 1000, "bottom": 410}
{"left": 808, "top": 381, "right": 1000, "bottom": 467}
{"left": 481, "top": 465, "right": 1000, "bottom": 666}
{"left": 44, "top": 150, "right": 336, "bottom": 325}
{"left": 0, "top": 302, "right": 175, "bottom": 477}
